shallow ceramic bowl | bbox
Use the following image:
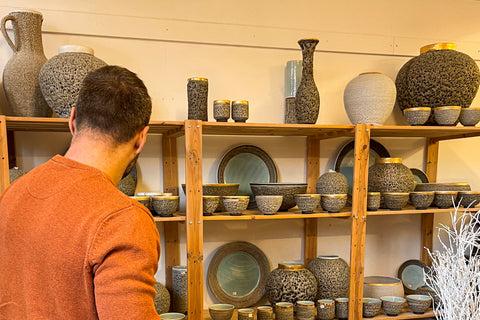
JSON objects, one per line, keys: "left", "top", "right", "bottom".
{"left": 458, "top": 191, "right": 480, "bottom": 208}
{"left": 295, "top": 194, "right": 321, "bottom": 214}
{"left": 434, "top": 191, "right": 458, "bottom": 208}
{"left": 409, "top": 191, "right": 434, "bottom": 210}
{"left": 363, "top": 276, "right": 404, "bottom": 300}
{"left": 251, "top": 183, "right": 308, "bottom": 211}
{"left": 152, "top": 196, "right": 179, "bottom": 217}
{"left": 203, "top": 196, "right": 220, "bottom": 216}
{"left": 381, "top": 296, "right": 406, "bottom": 316}
{"left": 208, "top": 304, "right": 234, "bottom": 320}
{"left": 362, "top": 298, "right": 382, "bottom": 318}
{"left": 406, "top": 294, "right": 432, "bottom": 314}
{"left": 255, "top": 195, "right": 283, "bottom": 215}
{"left": 159, "top": 312, "right": 186, "bottom": 319}
{"left": 130, "top": 196, "right": 152, "bottom": 211}
{"left": 222, "top": 196, "right": 249, "bottom": 216}
{"left": 460, "top": 107, "right": 480, "bottom": 126}
{"left": 321, "top": 194, "right": 347, "bottom": 213}
{"left": 433, "top": 106, "right": 461, "bottom": 126}
{"left": 403, "top": 107, "right": 431, "bottom": 126}
{"left": 367, "top": 192, "right": 381, "bottom": 211}
{"left": 383, "top": 192, "right": 409, "bottom": 210}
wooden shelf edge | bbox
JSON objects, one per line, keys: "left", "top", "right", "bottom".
{"left": 365, "top": 308, "right": 435, "bottom": 319}
{"left": 367, "top": 205, "right": 479, "bottom": 216}
{"left": 153, "top": 213, "right": 186, "bottom": 222}
{"left": 203, "top": 209, "right": 351, "bottom": 220}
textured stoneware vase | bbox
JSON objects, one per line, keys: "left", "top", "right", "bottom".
{"left": 154, "top": 282, "right": 171, "bottom": 315}
{"left": 1, "top": 10, "right": 51, "bottom": 117}
{"left": 294, "top": 38, "right": 320, "bottom": 124}
{"left": 396, "top": 43, "right": 480, "bottom": 125}
{"left": 344, "top": 72, "right": 396, "bottom": 125}
{"left": 316, "top": 170, "right": 349, "bottom": 194}
{"left": 39, "top": 45, "right": 107, "bottom": 118}
{"left": 187, "top": 77, "right": 208, "bottom": 121}
{"left": 307, "top": 255, "right": 350, "bottom": 300}
{"left": 172, "top": 266, "right": 188, "bottom": 314}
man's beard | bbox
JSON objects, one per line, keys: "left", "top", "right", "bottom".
{"left": 122, "top": 154, "right": 139, "bottom": 179}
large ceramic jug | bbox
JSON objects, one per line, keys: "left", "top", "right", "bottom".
{"left": 1, "top": 10, "right": 51, "bottom": 117}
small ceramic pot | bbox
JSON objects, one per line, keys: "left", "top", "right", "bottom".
{"left": 433, "top": 106, "right": 461, "bottom": 126}
{"left": 232, "top": 100, "right": 249, "bottom": 122}
{"left": 203, "top": 196, "right": 220, "bottom": 216}
{"left": 316, "top": 170, "right": 349, "bottom": 194}
{"left": 458, "top": 191, "right": 480, "bottom": 208}
{"left": 459, "top": 107, "right": 480, "bottom": 126}
{"left": 295, "top": 194, "right": 321, "bottom": 214}
{"left": 381, "top": 296, "right": 406, "bottom": 316}
{"left": 130, "top": 196, "right": 152, "bottom": 211}
{"left": 213, "top": 100, "right": 230, "bottom": 122}
{"left": 321, "top": 194, "right": 347, "bottom": 213}
{"left": 383, "top": 192, "right": 409, "bottom": 210}
{"left": 152, "top": 196, "right": 179, "bottom": 217}
{"left": 406, "top": 294, "right": 432, "bottom": 314}
{"left": 316, "top": 299, "right": 335, "bottom": 320}
{"left": 159, "top": 312, "right": 185, "bottom": 320}
{"left": 208, "top": 304, "right": 234, "bottom": 320}
{"left": 335, "top": 298, "right": 349, "bottom": 320}
{"left": 255, "top": 195, "right": 283, "bottom": 215}
{"left": 274, "top": 302, "right": 294, "bottom": 320}
{"left": 222, "top": 196, "right": 249, "bottom": 216}
{"left": 403, "top": 107, "right": 431, "bottom": 126}
{"left": 237, "top": 308, "right": 254, "bottom": 320}
{"left": 256, "top": 306, "right": 273, "bottom": 320}
{"left": 367, "top": 192, "right": 381, "bottom": 211}
{"left": 296, "top": 300, "right": 316, "bottom": 320}
{"left": 362, "top": 298, "right": 381, "bottom": 318}
{"left": 434, "top": 191, "right": 458, "bottom": 208}
{"left": 409, "top": 191, "right": 434, "bottom": 210}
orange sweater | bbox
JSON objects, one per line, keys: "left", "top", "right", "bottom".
{"left": 0, "top": 155, "right": 161, "bottom": 320}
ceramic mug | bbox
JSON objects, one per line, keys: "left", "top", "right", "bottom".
{"left": 317, "top": 299, "right": 335, "bottom": 320}
{"left": 257, "top": 306, "right": 273, "bottom": 320}
{"left": 296, "top": 300, "right": 316, "bottom": 320}
{"left": 274, "top": 302, "right": 294, "bottom": 320}
{"left": 335, "top": 297, "right": 349, "bottom": 320}
{"left": 238, "top": 308, "right": 254, "bottom": 320}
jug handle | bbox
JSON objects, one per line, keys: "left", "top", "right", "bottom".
{"left": 1, "top": 15, "right": 17, "bottom": 52}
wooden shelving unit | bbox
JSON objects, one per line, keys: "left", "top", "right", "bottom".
{"left": 2, "top": 116, "right": 480, "bottom": 319}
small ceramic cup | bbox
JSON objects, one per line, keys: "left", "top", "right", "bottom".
{"left": 433, "top": 106, "right": 461, "bottom": 126}
{"left": 237, "top": 308, "right": 255, "bottom": 320}
{"left": 381, "top": 296, "right": 406, "bottom": 316}
{"left": 159, "top": 312, "right": 186, "bottom": 320}
{"left": 335, "top": 298, "right": 349, "bottom": 320}
{"left": 321, "top": 194, "right": 347, "bottom": 213}
{"left": 367, "top": 192, "right": 381, "bottom": 211}
{"left": 362, "top": 298, "right": 382, "bottom": 318}
{"left": 410, "top": 191, "right": 434, "bottom": 210}
{"left": 256, "top": 306, "right": 273, "bottom": 320}
{"left": 213, "top": 99, "right": 231, "bottom": 122}
{"left": 403, "top": 107, "right": 431, "bottom": 126}
{"left": 232, "top": 100, "right": 249, "bottom": 123}
{"left": 274, "top": 302, "right": 294, "bottom": 320}
{"left": 296, "top": 300, "right": 315, "bottom": 320}
{"left": 255, "top": 195, "right": 283, "bottom": 215}
{"left": 459, "top": 107, "right": 480, "bottom": 126}
{"left": 151, "top": 196, "right": 180, "bottom": 217}
{"left": 208, "top": 304, "right": 234, "bottom": 320}
{"left": 316, "top": 299, "right": 335, "bottom": 320}
{"left": 383, "top": 192, "right": 409, "bottom": 210}
{"left": 222, "top": 196, "right": 249, "bottom": 216}
{"left": 434, "top": 191, "right": 458, "bottom": 208}
{"left": 406, "top": 294, "right": 432, "bottom": 314}
{"left": 458, "top": 191, "right": 480, "bottom": 208}
{"left": 203, "top": 195, "right": 220, "bottom": 216}
{"left": 295, "top": 194, "right": 321, "bottom": 214}
{"left": 130, "top": 196, "right": 152, "bottom": 211}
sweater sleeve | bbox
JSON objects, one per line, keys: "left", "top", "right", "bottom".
{"left": 88, "top": 206, "right": 161, "bottom": 320}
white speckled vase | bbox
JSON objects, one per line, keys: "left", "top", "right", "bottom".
{"left": 172, "top": 266, "right": 188, "bottom": 314}
{"left": 343, "top": 72, "right": 396, "bottom": 125}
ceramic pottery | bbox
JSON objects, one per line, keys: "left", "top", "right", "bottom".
{"left": 118, "top": 171, "right": 137, "bottom": 196}
{"left": 265, "top": 262, "right": 317, "bottom": 305}
{"left": 274, "top": 302, "right": 294, "bottom": 320}
{"left": 296, "top": 300, "right": 315, "bottom": 320}
{"left": 316, "top": 170, "right": 349, "bottom": 194}
{"left": 403, "top": 107, "right": 431, "bottom": 126}
{"left": 307, "top": 255, "right": 349, "bottom": 300}
{"left": 172, "top": 266, "right": 187, "bottom": 314}
{"left": 316, "top": 299, "right": 335, "bottom": 320}
{"left": 335, "top": 298, "right": 349, "bottom": 320}
{"left": 295, "top": 38, "right": 320, "bottom": 124}
{"left": 321, "top": 194, "right": 347, "bottom": 213}
{"left": 159, "top": 313, "right": 185, "bottom": 320}
{"left": 433, "top": 106, "right": 461, "bottom": 126}
{"left": 154, "top": 282, "right": 171, "bottom": 315}
{"left": 208, "top": 304, "right": 234, "bottom": 320}
{"left": 362, "top": 298, "right": 381, "bottom": 318}
{"left": 203, "top": 196, "right": 220, "bottom": 216}
{"left": 460, "top": 107, "right": 480, "bottom": 126}
{"left": 1, "top": 10, "right": 51, "bottom": 117}
{"left": 256, "top": 306, "right": 273, "bottom": 320}
{"left": 39, "top": 45, "right": 107, "bottom": 118}
{"left": 433, "top": 191, "right": 457, "bottom": 208}
{"left": 255, "top": 195, "right": 283, "bottom": 215}
{"left": 237, "top": 308, "right": 254, "bottom": 320}
{"left": 213, "top": 100, "right": 230, "bottom": 122}
{"left": 343, "top": 72, "right": 396, "bottom": 125}
{"left": 250, "top": 183, "right": 308, "bottom": 211}
{"left": 294, "top": 194, "right": 321, "bottom": 214}
{"left": 458, "top": 191, "right": 480, "bottom": 207}
{"left": 232, "top": 100, "right": 249, "bottom": 122}
{"left": 406, "top": 294, "right": 431, "bottom": 314}
{"left": 152, "top": 196, "right": 179, "bottom": 217}
{"left": 9, "top": 166, "right": 26, "bottom": 183}
{"left": 381, "top": 296, "right": 406, "bottom": 316}
{"left": 383, "top": 192, "right": 409, "bottom": 210}
{"left": 284, "top": 97, "right": 297, "bottom": 124}
{"left": 182, "top": 183, "right": 239, "bottom": 212}
{"left": 396, "top": 43, "right": 480, "bottom": 125}
{"left": 187, "top": 77, "right": 208, "bottom": 121}
{"left": 367, "top": 192, "right": 381, "bottom": 211}
{"left": 409, "top": 191, "right": 434, "bottom": 210}
{"left": 222, "top": 196, "right": 249, "bottom": 215}
{"left": 130, "top": 196, "right": 151, "bottom": 212}
{"left": 363, "top": 276, "right": 404, "bottom": 300}
{"left": 414, "top": 182, "right": 470, "bottom": 192}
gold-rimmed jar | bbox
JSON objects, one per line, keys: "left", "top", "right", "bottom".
{"left": 232, "top": 100, "right": 249, "bottom": 123}
{"left": 403, "top": 107, "right": 431, "bottom": 126}
{"left": 187, "top": 77, "right": 208, "bottom": 121}
{"left": 433, "top": 106, "right": 461, "bottom": 126}
{"left": 213, "top": 99, "right": 231, "bottom": 122}
{"left": 367, "top": 192, "right": 381, "bottom": 211}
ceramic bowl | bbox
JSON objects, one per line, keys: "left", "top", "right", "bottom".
{"left": 255, "top": 195, "right": 283, "bottom": 215}
{"left": 383, "top": 192, "right": 409, "bottom": 210}
{"left": 417, "top": 285, "right": 441, "bottom": 306}
{"left": 433, "top": 106, "right": 461, "bottom": 126}
{"left": 250, "top": 183, "right": 308, "bottom": 211}
{"left": 367, "top": 192, "right": 381, "bottom": 211}
{"left": 316, "top": 299, "right": 335, "bottom": 320}
{"left": 434, "top": 191, "right": 458, "bottom": 208}
{"left": 237, "top": 308, "right": 254, "bottom": 320}
{"left": 222, "top": 196, "right": 249, "bottom": 216}
{"left": 136, "top": 192, "right": 172, "bottom": 197}
{"left": 381, "top": 296, "right": 406, "bottom": 316}
{"left": 182, "top": 183, "right": 239, "bottom": 212}
{"left": 208, "top": 304, "right": 234, "bottom": 320}
{"left": 403, "top": 107, "right": 431, "bottom": 126}
{"left": 321, "top": 194, "right": 347, "bottom": 213}
{"left": 159, "top": 312, "right": 186, "bottom": 319}
{"left": 415, "top": 182, "right": 471, "bottom": 192}
{"left": 409, "top": 191, "right": 434, "bottom": 210}
{"left": 459, "top": 107, "right": 480, "bottom": 126}
{"left": 152, "top": 196, "right": 179, "bottom": 217}
{"left": 363, "top": 276, "right": 404, "bottom": 299}
{"left": 362, "top": 298, "right": 382, "bottom": 318}
{"left": 203, "top": 195, "right": 220, "bottom": 216}
{"left": 295, "top": 194, "right": 321, "bottom": 214}
{"left": 406, "top": 294, "right": 432, "bottom": 314}
{"left": 335, "top": 298, "right": 349, "bottom": 320}
{"left": 458, "top": 191, "right": 480, "bottom": 208}
{"left": 130, "top": 196, "right": 152, "bottom": 211}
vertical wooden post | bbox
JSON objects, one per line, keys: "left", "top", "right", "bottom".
{"left": 304, "top": 136, "right": 320, "bottom": 266}
{"left": 0, "top": 116, "right": 10, "bottom": 193}
{"left": 184, "top": 120, "right": 203, "bottom": 319}
{"left": 348, "top": 124, "right": 370, "bottom": 320}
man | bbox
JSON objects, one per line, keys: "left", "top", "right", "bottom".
{"left": 0, "top": 66, "right": 161, "bottom": 320}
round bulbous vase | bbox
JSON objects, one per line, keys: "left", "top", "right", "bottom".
{"left": 39, "top": 45, "right": 107, "bottom": 118}
{"left": 1, "top": 9, "right": 51, "bottom": 117}
{"left": 316, "top": 170, "right": 349, "bottom": 194}
{"left": 265, "top": 262, "right": 317, "bottom": 305}
{"left": 396, "top": 43, "right": 480, "bottom": 125}
{"left": 344, "top": 72, "right": 396, "bottom": 125}
{"left": 307, "top": 255, "right": 350, "bottom": 300}
{"left": 154, "top": 282, "right": 171, "bottom": 315}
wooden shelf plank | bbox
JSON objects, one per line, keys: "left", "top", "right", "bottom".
{"left": 153, "top": 213, "right": 186, "bottom": 222}
{"left": 367, "top": 205, "right": 479, "bottom": 216}
{"left": 202, "top": 209, "right": 351, "bottom": 220}
{"left": 370, "top": 125, "right": 480, "bottom": 140}
{"left": 366, "top": 309, "right": 435, "bottom": 319}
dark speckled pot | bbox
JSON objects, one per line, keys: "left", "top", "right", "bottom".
{"left": 307, "top": 255, "right": 349, "bottom": 300}
{"left": 363, "top": 298, "right": 381, "bottom": 318}
{"left": 316, "top": 171, "right": 348, "bottom": 194}
{"left": 410, "top": 191, "right": 434, "bottom": 210}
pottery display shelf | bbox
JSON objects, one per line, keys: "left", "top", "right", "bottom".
{"left": 203, "top": 208, "right": 351, "bottom": 220}
{"left": 366, "top": 205, "right": 479, "bottom": 216}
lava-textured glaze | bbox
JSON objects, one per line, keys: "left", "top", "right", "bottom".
{"left": 316, "top": 171, "right": 349, "bottom": 194}
{"left": 284, "top": 97, "right": 297, "bottom": 124}
{"left": 117, "top": 174, "right": 137, "bottom": 196}
{"left": 187, "top": 78, "right": 208, "bottom": 121}
{"left": 274, "top": 302, "right": 294, "bottom": 320}
{"left": 1, "top": 10, "right": 51, "bottom": 117}
{"left": 154, "top": 282, "right": 171, "bottom": 315}
{"left": 231, "top": 100, "right": 249, "bottom": 122}
{"left": 130, "top": 196, "right": 151, "bottom": 212}
{"left": 458, "top": 191, "right": 480, "bottom": 207}
{"left": 250, "top": 183, "right": 308, "bottom": 211}
{"left": 395, "top": 44, "right": 480, "bottom": 125}
{"left": 255, "top": 195, "right": 283, "bottom": 215}
{"left": 257, "top": 306, "right": 273, "bottom": 320}
{"left": 406, "top": 295, "right": 432, "bottom": 314}
{"left": 265, "top": 263, "right": 318, "bottom": 305}
{"left": 335, "top": 298, "right": 349, "bottom": 320}
{"left": 295, "top": 194, "right": 321, "bottom": 214}
{"left": 182, "top": 183, "right": 239, "bottom": 212}
{"left": 316, "top": 299, "right": 335, "bottom": 320}
{"left": 362, "top": 298, "right": 382, "bottom": 318}
{"left": 152, "top": 196, "right": 179, "bottom": 217}
{"left": 294, "top": 38, "right": 320, "bottom": 124}
{"left": 296, "top": 301, "right": 315, "bottom": 320}
{"left": 9, "top": 167, "right": 26, "bottom": 183}
{"left": 39, "top": 46, "right": 107, "bottom": 118}
{"left": 203, "top": 196, "right": 220, "bottom": 216}
{"left": 381, "top": 296, "right": 406, "bottom": 316}
{"left": 433, "top": 191, "right": 458, "bottom": 208}
{"left": 307, "top": 256, "right": 349, "bottom": 300}
{"left": 172, "top": 266, "right": 188, "bottom": 314}
{"left": 460, "top": 107, "right": 480, "bottom": 126}
{"left": 403, "top": 107, "right": 431, "bottom": 126}
{"left": 433, "top": 106, "right": 461, "bottom": 126}
{"left": 320, "top": 195, "right": 347, "bottom": 213}
{"left": 383, "top": 192, "right": 410, "bottom": 210}
{"left": 222, "top": 196, "right": 249, "bottom": 215}
{"left": 410, "top": 192, "right": 434, "bottom": 210}
{"left": 367, "top": 192, "right": 381, "bottom": 211}
{"left": 213, "top": 100, "right": 230, "bottom": 122}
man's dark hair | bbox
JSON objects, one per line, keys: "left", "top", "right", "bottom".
{"left": 75, "top": 65, "right": 152, "bottom": 144}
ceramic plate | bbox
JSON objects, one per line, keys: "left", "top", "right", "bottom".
{"left": 397, "top": 259, "right": 428, "bottom": 294}
{"left": 207, "top": 241, "right": 270, "bottom": 308}
{"left": 410, "top": 168, "right": 429, "bottom": 187}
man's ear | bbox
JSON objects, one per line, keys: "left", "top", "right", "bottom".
{"left": 134, "top": 126, "right": 149, "bottom": 155}
{"left": 68, "top": 107, "right": 76, "bottom": 135}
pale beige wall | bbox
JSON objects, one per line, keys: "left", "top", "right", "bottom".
{"left": 1, "top": 0, "right": 480, "bottom": 306}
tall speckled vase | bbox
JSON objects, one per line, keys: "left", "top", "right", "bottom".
{"left": 172, "top": 266, "right": 188, "bottom": 314}
{"left": 307, "top": 255, "right": 350, "bottom": 300}
{"left": 1, "top": 10, "right": 51, "bottom": 117}
{"left": 187, "top": 77, "right": 208, "bottom": 121}
{"left": 294, "top": 38, "right": 320, "bottom": 124}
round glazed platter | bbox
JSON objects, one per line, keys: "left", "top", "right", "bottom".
{"left": 397, "top": 259, "right": 428, "bottom": 294}
{"left": 410, "top": 168, "right": 429, "bottom": 186}
{"left": 207, "top": 241, "right": 270, "bottom": 308}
